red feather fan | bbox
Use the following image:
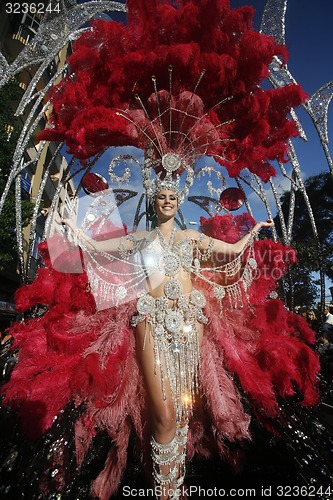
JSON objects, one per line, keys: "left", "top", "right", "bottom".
{"left": 2, "top": 213, "right": 320, "bottom": 499}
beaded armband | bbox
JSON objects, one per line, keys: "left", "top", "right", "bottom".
{"left": 200, "top": 237, "right": 214, "bottom": 261}
{"left": 194, "top": 234, "right": 214, "bottom": 262}
{"left": 118, "top": 234, "right": 139, "bottom": 259}
{"left": 196, "top": 234, "right": 206, "bottom": 244}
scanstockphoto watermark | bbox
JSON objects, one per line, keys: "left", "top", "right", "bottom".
{"left": 122, "top": 485, "right": 258, "bottom": 497}
{"left": 123, "top": 484, "right": 333, "bottom": 497}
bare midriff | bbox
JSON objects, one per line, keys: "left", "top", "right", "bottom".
{"left": 146, "top": 270, "right": 193, "bottom": 299}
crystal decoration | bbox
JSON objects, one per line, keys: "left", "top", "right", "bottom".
{"left": 159, "top": 254, "right": 181, "bottom": 277}
{"left": 115, "top": 286, "right": 127, "bottom": 301}
{"left": 155, "top": 297, "right": 169, "bottom": 311}
{"left": 190, "top": 289, "right": 206, "bottom": 308}
{"left": 132, "top": 280, "right": 204, "bottom": 413}
{"left": 214, "top": 286, "right": 226, "bottom": 299}
{"left": 108, "top": 155, "right": 139, "bottom": 187}
{"left": 162, "top": 153, "right": 182, "bottom": 172}
{"left": 155, "top": 324, "right": 164, "bottom": 337}
{"left": 171, "top": 342, "right": 181, "bottom": 354}
{"left": 260, "top": 0, "right": 307, "bottom": 141}
{"left": 247, "top": 258, "right": 257, "bottom": 269}
{"left": 165, "top": 310, "right": 184, "bottom": 334}
{"left": 137, "top": 294, "right": 155, "bottom": 315}
{"left": 164, "top": 279, "right": 183, "bottom": 300}
{"left": 193, "top": 258, "right": 200, "bottom": 269}
{"left": 260, "top": 0, "right": 287, "bottom": 46}
{"left": 303, "top": 82, "right": 333, "bottom": 175}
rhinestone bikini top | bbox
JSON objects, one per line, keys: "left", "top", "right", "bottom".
{"left": 78, "top": 226, "right": 257, "bottom": 313}
{"left": 138, "top": 228, "right": 193, "bottom": 276}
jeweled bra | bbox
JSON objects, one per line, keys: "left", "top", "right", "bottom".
{"left": 78, "top": 227, "right": 257, "bottom": 313}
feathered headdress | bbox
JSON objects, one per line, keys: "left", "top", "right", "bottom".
{"left": 39, "top": 0, "right": 307, "bottom": 196}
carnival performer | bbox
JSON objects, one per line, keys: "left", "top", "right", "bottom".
{"left": 1, "top": 1, "right": 323, "bottom": 499}
{"left": 62, "top": 182, "right": 273, "bottom": 499}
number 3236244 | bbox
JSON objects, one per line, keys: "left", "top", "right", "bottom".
{"left": 276, "top": 485, "right": 332, "bottom": 497}
{"left": 6, "top": 2, "right": 60, "bottom": 15}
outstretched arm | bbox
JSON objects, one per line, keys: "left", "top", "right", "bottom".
{"left": 186, "top": 220, "right": 274, "bottom": 261}
{"left": 214, "top": 220, "right": 274, "bottom": 255}
{"left": 61, "top": 218, "right": 147, "bottom": 254}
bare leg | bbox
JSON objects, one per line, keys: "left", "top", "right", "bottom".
{"left": 136, "top": 321, "right": 204, "bottom": 499}
{"left": 175, "top": 323, "right": 204, "bottom": 491}
{"left": 136, "top": 321, "right": 177, "bottom": 499}
{"left": 136, "top": 322, "right": 203, "bottom": 500}
{"left": 136, "top": 321, "right": 177, "bottom": 442}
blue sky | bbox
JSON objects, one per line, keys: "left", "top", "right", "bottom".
{"left": 240, "top": 0, "right": 333, "bottom": 95}
{"left": 235, "top": 0, "right": 333, "bottom": 175}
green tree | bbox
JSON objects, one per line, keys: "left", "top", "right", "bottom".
{"left": 0, "top": 79, "right": 34, "bottom": 271}
{"left": 276, "top": 172, "right": 333, "bottom": 307}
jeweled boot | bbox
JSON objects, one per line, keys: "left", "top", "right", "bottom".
{"left": 151, "top": 434, "right": 178, "bottom": 500}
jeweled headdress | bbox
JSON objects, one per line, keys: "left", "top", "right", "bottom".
{"left": 143, "top": 153, "right": 182, "bottom": 201}
{"left": 113, "top": 68, "right": 235, "bottom": 205}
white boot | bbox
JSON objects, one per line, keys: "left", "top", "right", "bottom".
{"left": 151, "top": 434, "right": 178, "bottom": 499}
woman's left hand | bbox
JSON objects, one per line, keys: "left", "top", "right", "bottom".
{"left": 258, "top": 219, "right": 274, "bottom": 229}
{"left": 251, "top": 219, "right": 274, "bottom": 235}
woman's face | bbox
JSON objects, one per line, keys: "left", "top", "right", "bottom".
{"left": 154, "top": 189, "right": 178, "bottom": 220}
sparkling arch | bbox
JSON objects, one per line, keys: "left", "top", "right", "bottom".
{"left": 0, "top": 0, "right": 332, "bottom": 307}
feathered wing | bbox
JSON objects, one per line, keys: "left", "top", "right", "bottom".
{"left": 197, "top": 213, "right": 320, "bottom": 433}
{"left": 2, "top": 213, "right": 320, "bottom": 499}
{"left": 2, "top": 235, "right": 148, "bottom": 499}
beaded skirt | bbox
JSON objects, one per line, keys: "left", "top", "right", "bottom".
{"left": 131, "top": 287, "right": 208, "bottom": 418}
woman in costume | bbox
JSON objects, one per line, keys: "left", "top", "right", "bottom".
{"left": 62, "top": 172, "right": 273, "bottom": 499}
